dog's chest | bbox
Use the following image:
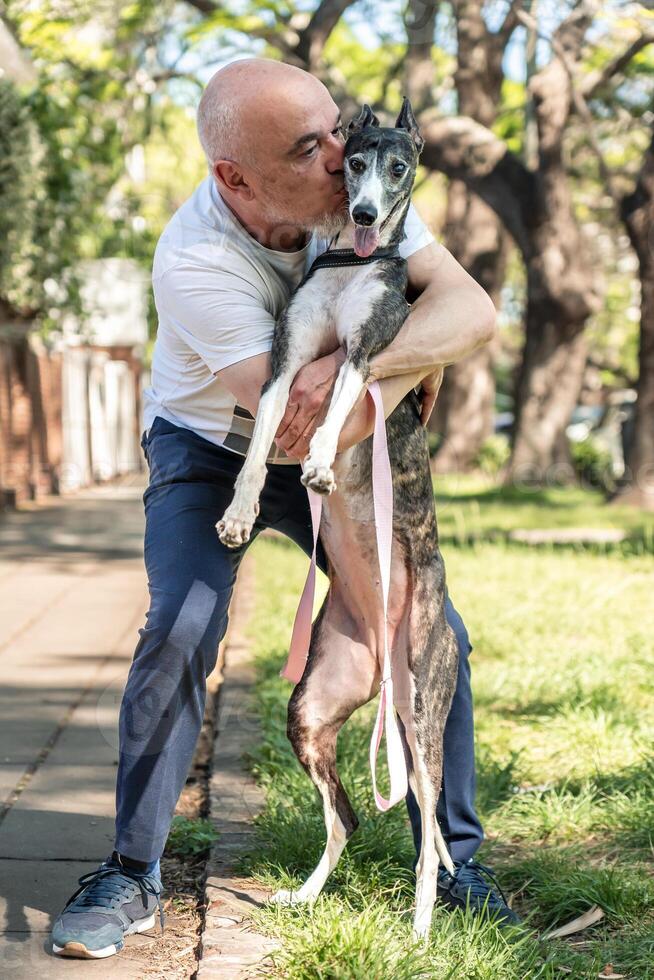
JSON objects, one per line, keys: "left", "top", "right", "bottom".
{"left": 296, "top": 264, "right": 387, "bottom": 348}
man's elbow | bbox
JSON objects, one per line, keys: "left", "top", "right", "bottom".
{"left": 471, "top": 291, "right": 498, "bottom": 349}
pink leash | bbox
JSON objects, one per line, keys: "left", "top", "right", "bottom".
{"left": 280, "top": 380, "right": 408, "bottom": 811}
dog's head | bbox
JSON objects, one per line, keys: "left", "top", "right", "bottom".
{"left": 344, "top": 98, "right": 424, "bottom": 258}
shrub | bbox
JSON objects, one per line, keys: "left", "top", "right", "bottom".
{"left": 474, "top": 434, "right": 511, "bottom": 476}
{"left": 570, "top": 436, "right": 615, "bottom": 492}
{"left": 0, "top": 79, "right": 45, "bottom": 313}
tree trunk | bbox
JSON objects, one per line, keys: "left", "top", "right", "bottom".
{"left": 429, "top": 0, "right": 510, "bottom": 472}
{"left": 506, "top": 11, "right": 600, "bottom": 481}
{"left": 617, "top": 132, "right": 654, "bottom": 507}
{"left": 510, "top": 295, "right": 588, "bottom": 482}
{"left": 432, "top": 180, "right": 506, "bottom": 472}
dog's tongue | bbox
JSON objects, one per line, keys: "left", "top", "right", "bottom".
{"left": 354, "top": 225, "right": 380, "bottom": 258}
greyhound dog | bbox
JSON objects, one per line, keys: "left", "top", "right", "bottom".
{"left": 217, "top": 99, "right": 459, "bottom": 939}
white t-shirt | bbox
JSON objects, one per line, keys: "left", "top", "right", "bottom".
{"left": 144, "top": 175, "right": 435, "bottom": 462}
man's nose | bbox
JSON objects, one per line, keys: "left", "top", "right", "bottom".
{"left": 325, "top": 133, "right": 345, "bottom": 173}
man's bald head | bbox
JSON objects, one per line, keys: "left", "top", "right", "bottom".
{"left": 196, "top": 58, "right": 347, "bottom": 247}
{"left": 197, "top": 58, "right": 328, "bottom": 172}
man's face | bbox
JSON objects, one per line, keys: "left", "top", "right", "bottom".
{"left": 243, "top": 81, "right": 349, "bottom": 240}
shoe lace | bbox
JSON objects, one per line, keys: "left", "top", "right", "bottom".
{"left": 65, "top": 866, "right": 165, "bottom": 932}
{"left": 450, "top": 860, "right": 510, "bottom": 907}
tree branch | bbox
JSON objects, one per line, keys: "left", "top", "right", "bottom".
{"left": 495, "top": 0, "right": 525, "bottom": 52}
{"left": 182, "top": 0, "right": 217, "bottom": 14}
{"left": 403, "top": 0, "right": 438, "bottom": 112}
{"left": 294, "top": 0, "right": 359, "bottom": 70}
{"left": 418, "top": 112, "right": 534, "bottom": 256}
{"left": 581, "top": 31, "right": 654, "bottom": 98}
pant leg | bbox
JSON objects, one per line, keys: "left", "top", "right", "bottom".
{"left": 405, "top": 594, "right": 484, "bottom": 864}
{"left": 115, "top": 417, "right": 293, "bottom": 863}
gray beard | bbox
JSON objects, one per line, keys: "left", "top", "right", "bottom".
{"left": 306, "top": 207, "right": 350, "bottom": 240}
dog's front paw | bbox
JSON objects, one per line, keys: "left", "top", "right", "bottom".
{"left": 216, "top": 502, "right": 258, "bottom": 549}
{"left": 301, "top": 462, "right": 336, "bottom": 495}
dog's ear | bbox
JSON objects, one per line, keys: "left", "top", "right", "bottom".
{"left": 395, "top": 97, "right": 424, "bottom": 154}
{"left": 346, "top": 104, "right": 380, "bottom": 137}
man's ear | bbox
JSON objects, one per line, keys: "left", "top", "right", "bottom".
{"left": 213, "top": 160, "right": 254, "bottom": 200}
{"left": 346, "top": 104, "right": 380, "bottom": 137}
{"left": 395, "top": 97, "right": 424, "bottom": 154}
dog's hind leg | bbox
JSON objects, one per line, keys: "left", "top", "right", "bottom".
{"left": 398, "top": 626, "right": 458, "bottom": 940}
{"left": 270, "top": 601, "right": 379, "bottom": 906}
{"left": 406, "top": 726, "right": 449, "bottom": 940}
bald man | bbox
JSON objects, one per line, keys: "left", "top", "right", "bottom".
{"left": 52, "top": 60, "right": 517, "bottom": 961}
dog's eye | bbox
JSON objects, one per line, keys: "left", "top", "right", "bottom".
{"left": 392, "top": 162, "right": 406, "bottom": 176}
{"left": 349, "top": 158, "right": 365, "bottom": 173}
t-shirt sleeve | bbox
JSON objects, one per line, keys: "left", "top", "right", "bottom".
{"left": 153, "top": 258, "right": 275, "bottom": 374}
{"left": 399, "top": 202, "right": 436, "bottom": 259}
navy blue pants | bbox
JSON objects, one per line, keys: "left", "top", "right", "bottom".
{"left": 115, "top": 416, "right": 484, "bottom": 864}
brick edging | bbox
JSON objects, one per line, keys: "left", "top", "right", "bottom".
{"left": 198, "top": 554, "right": 280, "bottom": 979}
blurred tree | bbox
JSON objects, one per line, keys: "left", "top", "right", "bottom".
{"left": 620, "top": 131, "right": 653, "bottom": 506}
{"left": 424, "top": 0, "right": 518, "bottom": 473}
{"left": 419, "top": 2, "right": 652, "bottom": 481}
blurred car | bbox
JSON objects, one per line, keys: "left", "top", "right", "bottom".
{"left": 493, "top": 389, "right": 637, "bottom": 477}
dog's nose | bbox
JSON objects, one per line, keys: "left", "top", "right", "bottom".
{"left": 352, "top": 204, "right": 377, "bottom": 226}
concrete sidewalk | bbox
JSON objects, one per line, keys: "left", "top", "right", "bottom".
{"left": 0, "top": 477, "right": 152, "bottom": 977}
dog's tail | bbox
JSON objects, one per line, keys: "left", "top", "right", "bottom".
{"left": 435, "top": 823, "right": 455, "bottom": 876}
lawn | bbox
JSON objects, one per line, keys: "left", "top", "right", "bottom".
{"left": 238, "top": 483, "right": 654, "bottom": 979}
{"left": 434, "top": 475, "right": 654, "bottom": 551}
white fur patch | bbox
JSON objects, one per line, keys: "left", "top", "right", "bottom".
{"left": 349, "top": 167, "right": 384, "bottom": 218}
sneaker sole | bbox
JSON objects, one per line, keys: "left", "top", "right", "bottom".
{"left": 52, "top": 912, "right": 157, "bottom": 958}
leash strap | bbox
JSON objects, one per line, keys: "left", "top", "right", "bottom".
{"left": 279, "top": 487, "right": 322, "bottom": 684}
{"left": 368, "top": 382, "right": 408, "bottom": 810}
{"left": 280, "top": 380, "right": 408, "bottom": 810}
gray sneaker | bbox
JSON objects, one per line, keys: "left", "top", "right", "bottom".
{"left": 51, "top": 856, "right": 164, "bottom": 958}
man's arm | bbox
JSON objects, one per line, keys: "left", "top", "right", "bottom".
{"left": 335, "top": 242, "right": 497, "bottom": 452}
{"left": 368, "top": 241, "right": 497, "bottom": 381}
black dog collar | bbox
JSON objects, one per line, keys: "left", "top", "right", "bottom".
{"left": 304, "top": 244, "right": 402, "bottom": 280}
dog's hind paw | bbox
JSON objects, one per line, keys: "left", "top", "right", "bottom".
{"left": 301, "top": 463, "right": 336, "bottom": 495}
{"left": 269, "top": 888, "right": 305, "bottom": 906}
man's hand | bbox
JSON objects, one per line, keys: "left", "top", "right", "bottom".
{"left": 419, "top": 367, "right": 444, "bottom": 426}
{"left": 275, "top": 348, "right": 346, "bottom": 459}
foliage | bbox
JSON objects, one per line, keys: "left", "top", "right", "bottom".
{"left": 165, "top": 815, "right": 219, "bottom": 857}
{"left": 0, "top": 79, "right": 45, "bottom": 313}
{"left": 2, "top": 0, "right": 185, "bottom": 330}
{"left": 473, "top": 434, "right": 511, "bottom": 477}
{"left": 570, "top": 436, "right": 616, "bottom": 493}
{"left": 239, "top": 525, "right": 654, "bottom": 978}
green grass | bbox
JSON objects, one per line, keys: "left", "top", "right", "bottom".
{"left": 165, "top": 816, "right": 219, "bottom": 857}
{"left": 434, "top": 475, "right": 654, "bottom": 552}
{"left": 235, "top": 483, "right": 654, "bottom": 979}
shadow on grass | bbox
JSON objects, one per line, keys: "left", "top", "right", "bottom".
{"left": 435, "top": 484, "right": 588, "bottom": 511}
{"left": 474, "top": 680, "right": 638, "bottom": 727}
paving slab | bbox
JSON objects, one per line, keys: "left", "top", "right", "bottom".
{"left": 0, "top": 480, "right": 151, "bottom": 978}
{"left": 0, "top": 673, "right": 132, "bottom": 860}
{"left": 0, "top": 933, "right": 150, "bottom": 977}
